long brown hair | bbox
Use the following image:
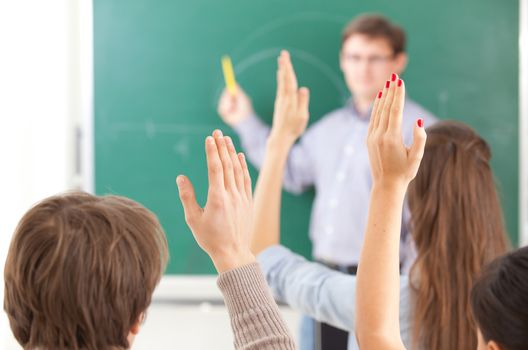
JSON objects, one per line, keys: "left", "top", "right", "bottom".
{"left": 407, "top": 121, "right": 509, "bottom": 350}
{"left": 4, "top": 192, "right": 169, "bottom": 350}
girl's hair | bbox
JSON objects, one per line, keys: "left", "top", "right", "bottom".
{"left": 407, "top": 120, "right": 509, "bottom": 350}
{"left": 471, "top": 246, "right": 528, "bottom": 350}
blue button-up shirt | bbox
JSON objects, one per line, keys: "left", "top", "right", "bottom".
{"left": 234, "top": 98, "right": 437, "bottom": 265}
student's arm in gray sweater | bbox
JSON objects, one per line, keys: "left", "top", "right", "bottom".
{"left": 218, "top": 262, "right": 296, "bottom": 350}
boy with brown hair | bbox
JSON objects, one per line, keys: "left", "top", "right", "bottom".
{"left": 4, "top": 193, "right": 169, "bottom": 349}
{"left": 3, "top": 50, "right": 305, "bottom": 350}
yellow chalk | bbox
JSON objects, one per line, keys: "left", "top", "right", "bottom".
{"left": 221, "top": 55, "right": 237, "bottom": 95}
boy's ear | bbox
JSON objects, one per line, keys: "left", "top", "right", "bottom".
{"left": 486, "top": 340, "right": 502, "bottom": 350}
{"left": 130, "top": 312, "right": 145, "bottom": 335}
{"left": 130, "top": 321, "right": 141, "bottom": 335}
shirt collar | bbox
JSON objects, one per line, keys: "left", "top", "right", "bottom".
{"left": 347, "top": 98, "right": 372, "bottom": 122}
{"left": 347, "top": 96, "right": 411, "bottom": 122}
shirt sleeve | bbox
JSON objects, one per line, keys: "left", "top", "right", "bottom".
{"left": 232, "top": 113, "right": 316, "bottom": 194}
{"left": 217, "top": 262, "right": 296, "bottom": 350}
{"left": 400, "top": 200, "right": 417, "bottom": 274}
{"left": 257, "top": 245, "right": 356, "bottom": 331}
{"left": 232, "top": 113, "right": 271, "bottom": 171}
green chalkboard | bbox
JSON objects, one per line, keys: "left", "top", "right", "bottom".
{"left": 94, "top": 0, "right": 519, "bottom": 274}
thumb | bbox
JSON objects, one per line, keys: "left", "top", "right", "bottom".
{"left": 297, "top": 87, "right": 310, "bottom": 117}
{"left": 176, "top": 175, "right": 202, "bottom": 228}
{"left": 408, "top": 118, "right": 427, "bottom": 169}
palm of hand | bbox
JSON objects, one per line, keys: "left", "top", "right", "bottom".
{"left": 270, "top": 51, "right": 310, "bottom": 142}
{"left": 177, "top": 131, "right": 255, "bottom": 273}
{"left": 273, "top": 93, "right": 309, "bottom": 139}
{"left": 367, "top": 76, "right": 426, "bottom": 187}
{"left": 196, "top": 192, "right": 253, "bottom": 258}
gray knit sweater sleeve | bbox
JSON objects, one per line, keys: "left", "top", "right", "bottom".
{"left": 217, "top": 262, "right": 296, "bottom": 350}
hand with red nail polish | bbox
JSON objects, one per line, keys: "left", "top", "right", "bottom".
{"left": 357, "top": 75, "right": 428, "bottom": 350}
{"left": 366, "top": 76, "right": 427, "bottom": 187}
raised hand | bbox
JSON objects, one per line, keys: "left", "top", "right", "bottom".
{"left": 367, "top": 75, "right": 426, "bottom": 188}
{"left": 217, "top": 85, "right": 254, "bottom": 127}
{"left": 356, "top": 75, "right": 426, "bottom": 350}
{"left": 269, "top": 50, "right": 310, "bottom": 145}
{"left": 249, "top": 51, "right": 310, "bottom": 254}
{"left": 176, "top": 130, "right": 254, "bottom": 273}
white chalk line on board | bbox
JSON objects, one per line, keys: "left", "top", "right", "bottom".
{"left": 231, "top": 12, "right": 347, "bottom": 56}
{"left": 106, "top": 119, "right": 220, "bottom": 138}
{"left": 103, "top": 120, "right": 217, "bottom": 159}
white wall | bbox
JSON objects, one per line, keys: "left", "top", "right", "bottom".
{"left": 0, "top": 0, "right": 81, "bottom": 348}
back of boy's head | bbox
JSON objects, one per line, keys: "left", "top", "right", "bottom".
{"left": 471, "top": 246, "right": 528, "bottom": 350}
{"left": 4, "top": 192, "right": 169, "bottom": 350}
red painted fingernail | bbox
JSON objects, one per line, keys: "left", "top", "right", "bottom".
{"left": 397, "top": 79, "right": 403, "bottom": 87}
{"left": 417, "top": 118, "right": 424, "bottom": 128}
{"left": 385, "top": 81, "right": 390, "bottom": 88}
{"left": 391, "top": 73, "right": 397, "bottom": 82}
{"left": 378, "top": 91, "right": 382, "bottom": 99}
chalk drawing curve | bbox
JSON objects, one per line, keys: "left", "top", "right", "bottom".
{"left": 232, "top": 12, "right": 347, "bottom": 56}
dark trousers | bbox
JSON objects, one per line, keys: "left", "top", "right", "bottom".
{"left": 314, "top": 261, "right": 358, "bottom": 350}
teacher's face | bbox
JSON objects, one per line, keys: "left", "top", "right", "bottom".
{"left": 340, "top": 34, "right": 407, "bottom": 102}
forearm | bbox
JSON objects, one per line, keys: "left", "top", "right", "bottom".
{"left": 218, "top": 262, "right": 296, "bottom": 350}
{"left": 251, "top": 135, "right": 293, "bottom": 254}
{"left": 233, "top": 115, "right": 310, "bottom": 194}
{"left": 232, "top": 113, "right": 272, "bottom": 170}
{"left": 258, "top": 247, "right": 356, "bottom": 331}
{"left": 356, "top": 184, "right": 406, "bottom": 349}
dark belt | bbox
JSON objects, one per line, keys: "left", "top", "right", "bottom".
{"left": 317, "top": 260, "right": 358, "bottom": 275}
